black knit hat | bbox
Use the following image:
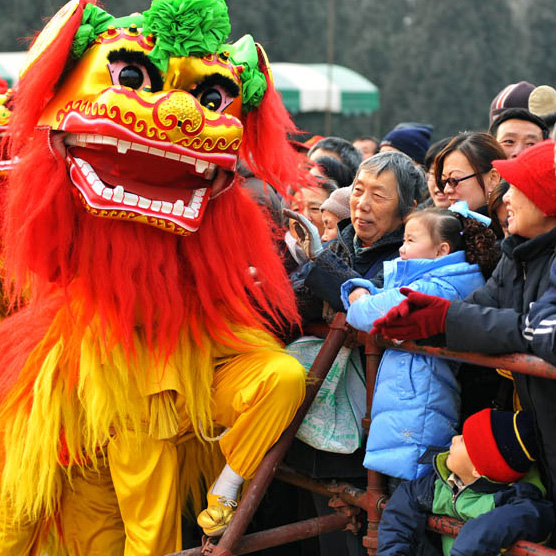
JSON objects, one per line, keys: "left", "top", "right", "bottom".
{"left": 379, "top": 127, "right": 431, "bottom": 165}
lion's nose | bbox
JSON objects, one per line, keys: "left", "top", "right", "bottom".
{"left": 156, "top": 91, "right": 204, "bottom": 132}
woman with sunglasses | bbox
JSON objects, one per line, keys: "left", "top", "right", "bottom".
{"left": 435, "top": 132, "right": 506, "bottom": 216}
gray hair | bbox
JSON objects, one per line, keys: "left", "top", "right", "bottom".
{"left": 356, "top": 151, "right": 425, "bottom": 218}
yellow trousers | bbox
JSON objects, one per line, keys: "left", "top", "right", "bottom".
{"left": 1, "top": 349, "right": 305, "bottom": 556}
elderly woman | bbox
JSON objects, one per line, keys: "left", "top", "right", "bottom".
{"left": 294, "top": 151, "right": 425, "bottom": 317}
{"left": 373, "top": 139, "right": 556, "bottom": 544}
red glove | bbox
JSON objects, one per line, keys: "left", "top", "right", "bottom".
{"left": 371, "top": 288, "right": 451, "bottom": 340}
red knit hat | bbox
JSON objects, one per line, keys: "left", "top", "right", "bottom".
{"left": 492, "top": 139, "right": 556, "bottom": 217}
{"left": 463, "top": 409, "right": 537, "bottom": 483}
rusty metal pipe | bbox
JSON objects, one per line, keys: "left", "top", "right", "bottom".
{"left": 171, "top": 514, "right": 351, "bottom": 556}
{"left": 275, "top": 464, "right": 387, "bottom": 515}
{"left": 360, "top": 335, "right": 386, "bottom": 555}
{"left": 427, "top": 515, "right": 556, "bottom": 555}
{"left": 372, "top": 336, "right": 556, "bottom": 380}
{"left": 275, "top": 464, "right": 336, "bottom": 498}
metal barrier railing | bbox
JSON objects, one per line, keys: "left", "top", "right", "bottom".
{"left": 171, "top": 312, "right": 556, "bottom": 556}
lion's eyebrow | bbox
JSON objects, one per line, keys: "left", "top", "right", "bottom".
{"left": 189, "top": 73, "right": 240, "bottom": 99}
{"left": 107, "top": 48, "right": 164, "bottom": 92}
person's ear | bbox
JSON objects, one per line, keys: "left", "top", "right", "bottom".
{"left": 485, "top": 168, "right": 501, "bottom": 197}
{"left": 436, "top": 242, "right": 450, "bottom": 257}
{"left": 471, "top": 466, "right": 481, "bottom": 479}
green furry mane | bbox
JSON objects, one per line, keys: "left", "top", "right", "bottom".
{"left": 142, "top": 0, "right": 230, "bottom": 72}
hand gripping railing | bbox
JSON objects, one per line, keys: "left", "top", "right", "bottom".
{"left": 169, "top": 313, "right": 556, "bottom": 555}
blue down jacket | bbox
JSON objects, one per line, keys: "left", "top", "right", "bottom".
{"left": 341, "top": 251, "right": 485, "bottom": 479}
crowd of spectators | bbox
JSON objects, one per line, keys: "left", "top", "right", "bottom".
{"left": 244, "top": 80, "right": 556, "bottom": 554}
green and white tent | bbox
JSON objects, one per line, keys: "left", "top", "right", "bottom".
{"left": 270, "top": 63, "right": 380, "bottom": 115}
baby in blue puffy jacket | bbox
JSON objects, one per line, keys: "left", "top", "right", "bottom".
{"left": 341, "top": 204, "right": 499, "bottom": 481}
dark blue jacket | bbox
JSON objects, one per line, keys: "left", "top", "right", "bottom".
{"left": 445, "top": 229, "right": 556, "bottom": 355}
{"left": 524, "top": 257, "right": 556, "bottom": 366}
{"left": 378, "top": 453, "right": 554, "bottom": 555}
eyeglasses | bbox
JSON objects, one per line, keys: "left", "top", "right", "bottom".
{"left": 439, "top": 172, "right": 481, "bottom": 192}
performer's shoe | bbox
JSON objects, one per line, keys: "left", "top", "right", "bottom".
{"left": 197, "top": 489, "right": 238, "bottom": 537}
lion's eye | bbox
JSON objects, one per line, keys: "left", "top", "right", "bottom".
{"left": 108, "top": 61, "right": 152, "bottom": 91}
{"left": 118, "top": 66, "right": 144, "bottom": 89}
{"left": 191, "top": 82, "right": 236, "bottom": 113}
{"left": 199, "top": 88, "right": 223, "bottom": 111}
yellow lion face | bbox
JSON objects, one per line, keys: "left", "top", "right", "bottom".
{"left": 39, "top": 26, "right": 246, "bottom": 235}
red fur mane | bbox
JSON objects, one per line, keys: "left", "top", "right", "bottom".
{"left": 240, "top": 71, "right": 306, "bottom": 197}
{"left": 3, "top": 131, "right": 299, "bottom": 354}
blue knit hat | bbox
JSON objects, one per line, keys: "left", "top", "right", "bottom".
{"left": 379, "top": 127, "right": 431, "bottom": 165}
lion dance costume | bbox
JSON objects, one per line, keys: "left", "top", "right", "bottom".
{"left": 0, "top": 1, "right": 307, "bottom": 554}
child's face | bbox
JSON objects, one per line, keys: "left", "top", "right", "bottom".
{"left": 399, "top": 218, "right": 444, "bottom": 261}
{"left": 446, "top": 435, "right": 478, "bottom": 485}
{"left": 321, "top": 209, "right": 340, "bottom": 242}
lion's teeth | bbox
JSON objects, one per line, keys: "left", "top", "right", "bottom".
{"left": 173, "top": 200, "right": 185, "bottom": 215}
{"left": 113, "top": 185, "right": 124, "bottom": 203}
{"left": 117, "top": 140, "right": 131, "bottom": 154}
{"left": 123, "top": 192, "right": 139, "bottom": 207}
{"left": 196, "top": 159, "right": 209, "bottom": 174}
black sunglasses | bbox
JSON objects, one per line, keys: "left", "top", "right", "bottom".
{"left": 439, "top": 172, "right": 481, "bottom": 192}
